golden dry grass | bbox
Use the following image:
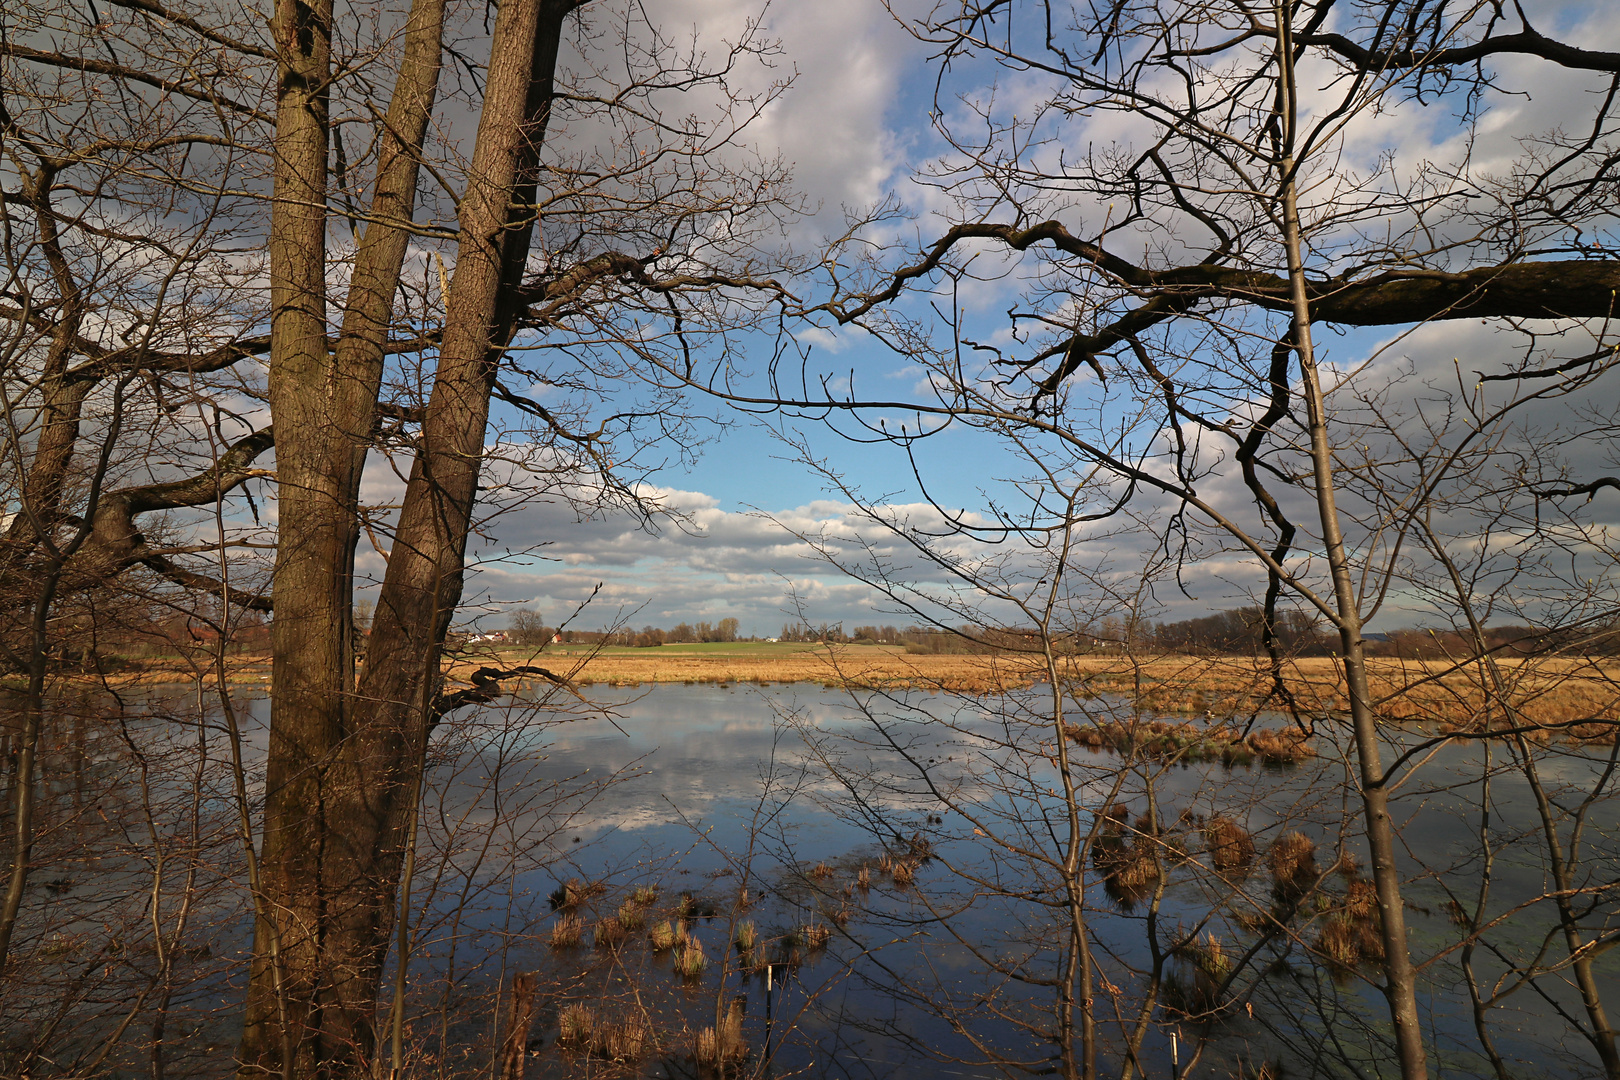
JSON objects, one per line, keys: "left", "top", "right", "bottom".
{"left": 73, "top": 642, "right": 1619, "bottom": 737}
{"left": 515, "top": 644, "right": 1043, "bottom": 695}
{"left": 1065, "top": 654, "right": 1620, "bottom": 739}
{"left": 535, "top": 647, "right": 1619, "bottom": 736}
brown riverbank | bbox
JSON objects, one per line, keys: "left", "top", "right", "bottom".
{"left": 34, "top": 643, "right": 1620, "bottom": 737}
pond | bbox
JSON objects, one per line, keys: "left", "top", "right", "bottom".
{"left": 3, "top": 681, "right": 1618, "bottom": 1079}
{"left": 425, "top": 682, "right": 1620, "bottom": 1080}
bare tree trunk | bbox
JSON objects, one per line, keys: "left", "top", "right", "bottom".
{"left": 242, "top": 0, "right": 450, "bottom": 1068}
{"left": 243, "top": 0, "right": 340, "bottom": 1067}
{"left": 495, "top": 973, "right": 538, "bottom": 1080}
{"left": 1273, "top": 13, "right": 1426, "bottom": 1076}
{"left": 1284, "top": 206, "right": 1429, "bottom": 1080}
{"left": 241, "top": 0, "right": 574, "bottom": 1073}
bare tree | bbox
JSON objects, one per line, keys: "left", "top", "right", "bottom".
{"left": 643, "top": 2, "right": 1620, "bottom": 1078}
{"left": 2, "top": 0, "right": 797, "bottom": 1075}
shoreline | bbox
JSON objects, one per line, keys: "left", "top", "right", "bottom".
{"left": 21, "top": 645, "right": 1619, "bottom": 736}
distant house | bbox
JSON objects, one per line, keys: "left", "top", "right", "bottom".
{"left": 468, "top": 631, "right": 509, "bottom": 644}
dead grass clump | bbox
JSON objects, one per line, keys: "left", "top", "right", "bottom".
{"left": 549, "top": 878, "right": 589, "bottom": 910}
{"left": 630, "top": 884, "right": 658, "bottom": 906}
{"left": 1092, "top": 809, "right": 1160, "bottom": 906}
{"left": 1570, "top": 719, "right": 1620, "bottom": 745}
{"left": 591, "top": 1016, "right": 648, "bottom": 1062}
{"left": 1316, "top": 912, "right": 1383, "bottom": 971}
{"left": 593, "top": 914, "right": 629, "bottom": 950}
{"left": 550, "top": 912, "right": 585, "bottom": 948}
{"left": 742, "top": 937, "right": 767, "bottom": 972}
{"left": 890, "top": 859, "right": 916, "bottom": 886}
{"left": 1344, "top": 877, "right": 1378, "bottom": 921}
{"left": 649, "top": 920, "right": 680, "bottom": 952}
{"left": 800, "top": 922, "right": 831, "bottom": 950}
{"left": 1165, "top": 933, "right": 1233, "bottom": 1017}
{"left": 677, "top": 892, "right": 719, "bottom": 919}
{"left": 734, "top": 921, "right": 757, "bottom": 953}
{"left": 1246, "top": 726, "right": 1316, "bottom": 763}
{"left": 1065, "top": 718, "right": 1315, "bottom": 765}
{"left": 1314, "top": 877, "right": 1384, "bottom": 973}
{"left": 1204, "top": 816, "right": 1256, "bottom": 872}
{"left": 856, "top": 866, "right": 871, "bottom": 891}
{"left": 556, "top": 1003, "right": 594, "bottom": 1050}
{"left": 557, "top": 1005, "right": 649, "bottom": 1062}
{"left": 809, "top": 862, "right": 835, "bottom": 881}
{"left": 694, "top": 998, "right": 747, "bottom": 1067}
{"left": 1267, "top": 832, "right": 1318, "bottom": 902}
{"left": 1186, "top": 932, "right": 1232, "bottom": 980}
{"left": 674, "top": 936, "right": 707, "bottom": 978}
{"left": 617, "top": 899, "right": 646, "bottom": 932}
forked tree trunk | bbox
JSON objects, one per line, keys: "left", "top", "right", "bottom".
{"left": 239, "top": 0, "right": 576, "bottom": 1074}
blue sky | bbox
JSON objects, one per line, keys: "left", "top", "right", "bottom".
{"left": 412, "top": 0, "right": 1620, "bottom": 639}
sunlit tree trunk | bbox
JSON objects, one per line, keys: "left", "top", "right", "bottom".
{"left": 241, "top": 0, "right": 574, "bottom": 1073}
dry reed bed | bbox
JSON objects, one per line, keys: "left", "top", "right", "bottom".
{"left": 64, "top": 646, "right": 1619, "bottom": 740}
{"left": 497, "top": 647, "right": 1045, "bottom": 695}
{"left": 1063, "top": 655, "right": 1620, "bottom": 739}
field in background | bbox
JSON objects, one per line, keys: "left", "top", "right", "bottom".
{"left": 455, "top": 645, "right": 1618, "bottom": 738}
{"left": 48, "top": 642, "right": 1620, "bottom": 737}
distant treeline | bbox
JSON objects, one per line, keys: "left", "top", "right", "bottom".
{"left": 498, "top": 607, "right": 1620, "bottom": 658}
{"left": 1125, "top": 608, "right": 1620, "bottom": 659}
{"left": 1363, "top": 623, "right": 1620, "bottom": 659}
{"left": 508, "top": 611, "right": 742, "bottom": 647}
{"left": 780, "top": 623, "right": 1046, "bottom": 654}
{"left": 1143, "top": 608, "right": 1335, "bottom": 656}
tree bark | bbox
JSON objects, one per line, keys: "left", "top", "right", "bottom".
{"left": 1277, "top": 11, "right": 1427, "bottom": 1076}
{"left": 240, "top": 0, "right": 449, "bottom": 1070}
{"left": 240, "top": 0, "right": 574, "bottom": 1073}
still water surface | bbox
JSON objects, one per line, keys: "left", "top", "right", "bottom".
{"left": 448, "top": 682, "right": 1620, "bottom": 1080}
{"left": 16, "top": 681, "right": 1615, "bottom": 1079}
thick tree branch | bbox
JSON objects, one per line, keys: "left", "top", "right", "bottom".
{"left": 138, "top": 552, "right": 273, "bottom": 610}
{"left": 111, "top": 426, "right": 275, "bottom": 517}
{"left": 103, "top": 0, "right": 276, "bottom": 59}
{"left": 0, "top": 43, "right": 272, "bottom": 123}
{"left": 431, "top": 664, "right": 576, "bottom": 722}
{"left": 1534, "top": 477, "right": 1620, "bottom": 502}
{"left": 839, "top": 220, "right": 1620, "bottom": 328}
{"left": 1299, "top": 28, "right": 1620, "bottom": 76}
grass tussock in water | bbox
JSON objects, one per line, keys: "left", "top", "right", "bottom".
{"left": 648, "top": 919, "right": 683, "bottom": 952}
{"left": 550, "top": 912, "right": 585, "bottom": 948}
{"left": 593, "top": 913, "right": 630, "bottom": 950}
{"left": 673, "top": 936, "right": 706, "bottom": 978}
{"left": 549, "top": 877, "right": 606, "bottom": 911}
{"left": 616, "top": 900, "right": 646, "bottom": 932}
{"left": 799, "top": 922, "right": 831, "bottom": 950}
{"left": 1092, "top": 805, "right": 1162, "bottom": 906}
{"left": 1064, "top": 719, "right": 1314, "bottom": 765}
{"left": 1203, "top": 815, "right": 1257, "bottom": 872}
{"left": 693, "top": 999, "right": 747, "bottom": 1069}
{"left": 1313, "top": 878, "right": 1384, "bottom": 974}
{"left": 1165, "top": 932, "right": 1235, "bottom": 1018}
{"left": 555, "top": 1004, "right": 648, "bottom": 1062}
{"left": 1267, "top": 832, "right": 1318, "bottom": 903}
